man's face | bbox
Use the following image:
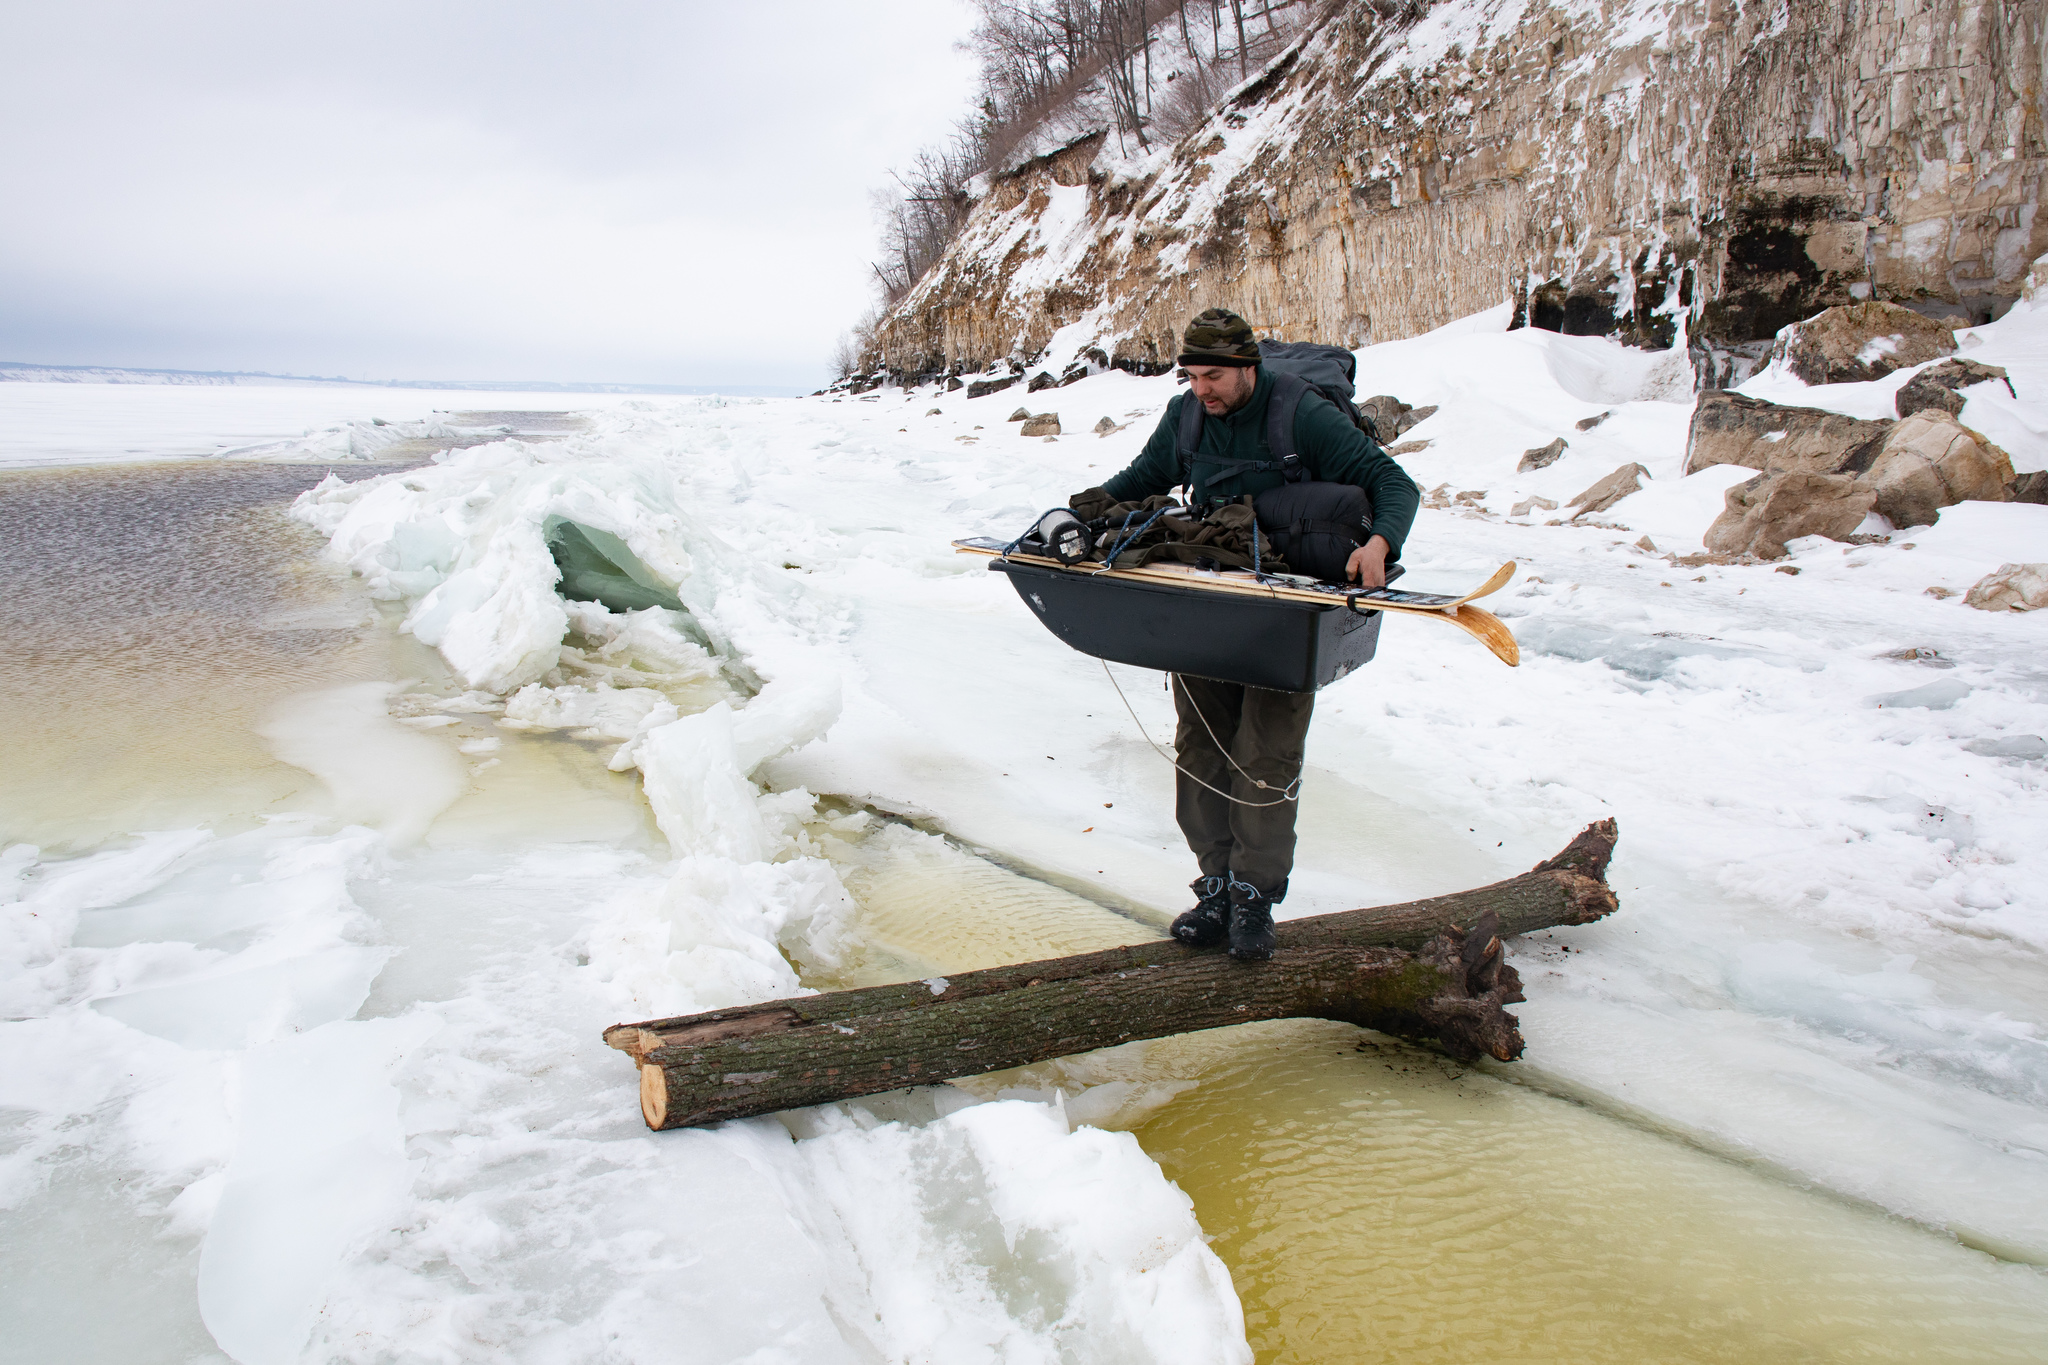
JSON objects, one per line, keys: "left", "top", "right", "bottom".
{"left": 1187, "top": 363, "right": 1257, "bottom": 416}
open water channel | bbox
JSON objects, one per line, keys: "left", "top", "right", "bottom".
{"left": 4, "top": 458, "right": 2045, "bottom": 1363}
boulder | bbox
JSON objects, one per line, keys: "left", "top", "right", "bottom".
{"left": 1358, "top": 394, "right": 1408, "bottom": 439}
{"left": 945, "top": 376, "right": 964, "bottom": 392}
{"left": 1008, "top": 407, "right": 1031, "bottom": 421}
{"left": 1568, "top": 462, "right": 1649, "bottom": 515}
{"left": 1895, "top": 359, "right": 2015, "bottom": 419}
{"left": 2010, "top": 470, "right": 2048, "bottom": 504}
{"left": 1519, "top": 437, "right": 1566, "bottom": 472}
{"left": 1511, "top": 495, "right": 1558, "bottom": 517}
{"left": 1769, "top": 302, "right": 1957, "bottom": 385}
{"left": 1358, "top": 396, "right": 1437, "bottom": 441}
{"left": 1859, "top": 411, "right": 2015, "bottom": 529}
{"left": 1684, "top": 391, "right": 1891, "bottom": 477}
{"left": 967, "top": 375, "right": 1019, "bottom": 399}
{"left": 1575, "top": 410, "right": 1612, "bottom": 431}
{"left": 1028, "top": 370, "right": 1060, "bottom": 393}
{"left": 1020, "top": 413, "right": 1061, "bottom": 437}
{"left": 1963, "top": 563, "right": 2048, "bottom": 612}
{"left": 1093, "top": 415, "right": 1126, "bottom": 436}
{"left": 1704, "top": 471, "right": 1876, "bottom": 559}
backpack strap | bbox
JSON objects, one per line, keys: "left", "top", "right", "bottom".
{"left": 1175, "top": 393, "right": 1205, "bottom": 494}
{"left": 1178, "top": 372, "right": 1311, "bottom": 495}
{"left": 1264, "top": 372, "right": 1309, "bottom": 480}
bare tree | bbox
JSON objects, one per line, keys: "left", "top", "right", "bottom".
{"left": 864, "top": 0, "right": 1315, "bottom": 302}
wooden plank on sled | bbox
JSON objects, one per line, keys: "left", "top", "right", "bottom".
{"left": 954, "top": 540, "right": 1520, "bottom": 666}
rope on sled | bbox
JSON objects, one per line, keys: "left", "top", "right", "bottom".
{"left": 1092, "top": 504, "right": 1175, "bottom": 569}
{"left": 1101, "top": 661, "right": 1302, "bottom": 809}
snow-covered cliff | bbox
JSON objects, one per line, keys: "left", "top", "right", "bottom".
{"left": 869, "top": 0, "right": 2047, "bottom": 384}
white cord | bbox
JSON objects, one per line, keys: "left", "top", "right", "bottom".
{"left": 1101, "top": 660, "right": 1301, "bottom": 808}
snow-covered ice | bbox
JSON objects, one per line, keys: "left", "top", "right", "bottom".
{"left": 6, "top": 293, "right": 2048, "bottom": 1361}
{"left": 0, "top": 381, "right": 653, "bottom": 468}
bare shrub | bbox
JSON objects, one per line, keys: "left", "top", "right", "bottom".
{"left": 866, "top": 0, "right": 1319, "bottom": 306}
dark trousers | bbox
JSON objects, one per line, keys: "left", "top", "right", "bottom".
{"left": 1172, "top": 675, "right": 1314, "bottom": 896}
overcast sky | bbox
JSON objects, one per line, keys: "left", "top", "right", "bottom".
{"left": 1, "top": 1, "right": 980, "bottom": 390}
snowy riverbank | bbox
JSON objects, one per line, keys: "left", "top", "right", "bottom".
{"left": 4, "top": 298, "right": 2046, "bottom": 1361}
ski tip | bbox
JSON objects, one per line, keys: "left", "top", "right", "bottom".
{"left": 1465, "top": 561, "right": 1517, "bottom": 603}
{"left": 1450, "top": 604, "right": 1520, "bottom": 666}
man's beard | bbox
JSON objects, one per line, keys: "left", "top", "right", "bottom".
{"left": 1202, "top": 372, "right": 1254, "bottom": 414}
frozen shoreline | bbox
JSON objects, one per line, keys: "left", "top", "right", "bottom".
{"left": 0, "top": 382, "right": 656, "bottom": 468}
{"left": 5, "top": 299, "right": 2047, "bottom": 1361}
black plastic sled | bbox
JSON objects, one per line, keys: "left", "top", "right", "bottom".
{"left": 990, "top": 558, "right": 1382, "bottom": 693}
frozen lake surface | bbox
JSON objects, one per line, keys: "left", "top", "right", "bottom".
{"left": 4, "top": 300, "right": 2047, "bottom": 1362}
{"left": 0, "top": 381, "right": 650, "bottom": 467}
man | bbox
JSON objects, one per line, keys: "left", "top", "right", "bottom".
{"left": 1085, "top": 307, "right": 1419, "bottom": 960}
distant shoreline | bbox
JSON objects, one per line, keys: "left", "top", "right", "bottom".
{"left": 0, "top": 360, "right": 805, "bottom": 398}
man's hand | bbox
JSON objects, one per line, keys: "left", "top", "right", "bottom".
{"left": 1345, "top": 535, "right": 1391, "bottom": 588}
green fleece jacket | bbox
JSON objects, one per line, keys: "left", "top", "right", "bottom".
{"left": 1102, "top": 369, "right": 1421, "bottom": 560}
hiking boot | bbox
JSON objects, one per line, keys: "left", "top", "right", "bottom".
{"left": 1171, "top": 874, "right": 1231, "bottom": 947}
{"left": 1227, "top": 878, "right": 1279, "bottom": 961}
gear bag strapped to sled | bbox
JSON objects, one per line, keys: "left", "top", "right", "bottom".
{"left": 1175, "top": 341, "right": 1383, "bottom": 584}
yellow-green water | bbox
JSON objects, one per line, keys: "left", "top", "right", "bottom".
{"left": 816, "top": 823, "right": 2048, "bottom": 1364}
{"left": 0, "top": 461, "right": 666, "bottom": 855}
{"left": 0, "top": 462, "right": 384, "bottom": 848}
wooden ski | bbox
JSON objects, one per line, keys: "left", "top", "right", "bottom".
{"left": 954, "top": 539, "right": 1520, "bottom": 665}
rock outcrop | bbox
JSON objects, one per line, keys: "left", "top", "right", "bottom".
{"left": 867, "top": 0, "right": 2048, "bottom": 383}
{"left": 1965, "top": 563, "right": 2048, "bottom": 611}
{"left": 1359, "top": 395, "right": 1436, "bottom": 441}
{"left": 1684, "top": 392, "right": 1891, "bottom": 477}
{"left": 1688, "top": 391, "right": 2015, "bottom": 535}
{"left": 1705, "top": 471, "right": 1878, "bottom": 558}
{"left": 1895, "top": 359, "right": 2017, "bottom": 419}
{"left": 1767, "top": 302, "right": 1957, "bottom": 386}
{"left": 1569, "top": 462, "right": 1649, "bottom": 516}
{"left": 1861, "top": 411, "right": 2016, "bottom": 528}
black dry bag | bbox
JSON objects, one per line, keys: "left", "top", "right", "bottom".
{"left": 1253, "top": 481, "right": 1370, "bottom": 584}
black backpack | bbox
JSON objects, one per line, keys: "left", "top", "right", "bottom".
{"left": 1260, "top": 341, "right": 1379, "bottom": 439}
{"left": 1174, "top": 342, "right": 1385, "bottom": 583}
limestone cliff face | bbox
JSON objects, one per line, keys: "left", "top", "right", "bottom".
{"left": 868, "top": 0, "right": 2047, "bottom": 385}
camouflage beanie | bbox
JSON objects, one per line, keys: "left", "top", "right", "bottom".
{"left": 1177, "top": 307, "right": 1261, "bottom": 368}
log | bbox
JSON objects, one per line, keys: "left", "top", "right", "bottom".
{"left": 606, "top": 820, "right": 1618, "bottom": 1131}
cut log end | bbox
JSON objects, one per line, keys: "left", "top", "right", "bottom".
{"left": 640, "top": 1063, "right": 668, "bottom": 1128}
